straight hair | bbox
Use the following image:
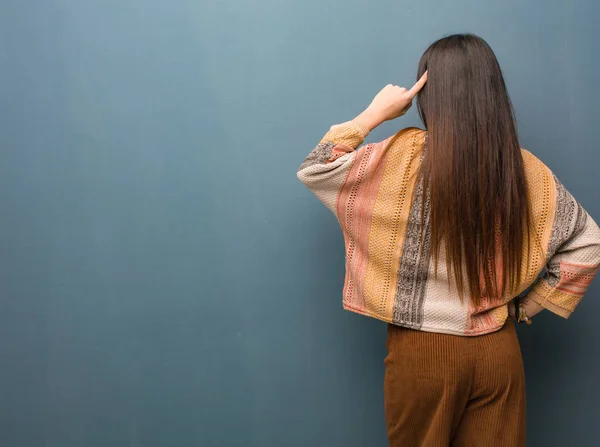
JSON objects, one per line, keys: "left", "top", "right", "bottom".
{"left": 416, "top": 34, "right": 531, "bottom": 306}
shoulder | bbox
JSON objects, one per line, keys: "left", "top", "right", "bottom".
{"left": 394, "top": 127, "right": 427, "bottom": 142}
{"left": 520, "top": 148, "right": 555, "bottom": 180}
{"left": 520, "top": 148, "right": 561, "bottom": 231}
{"left": 520, "top": 147, "right": 545, "bottom": 167}
{"left": 375, "top": 127, "right": 426, "bottom": 151}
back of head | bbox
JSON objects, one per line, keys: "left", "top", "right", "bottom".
{"left": 415, "top": 34, "right": 530, "bottom": 305}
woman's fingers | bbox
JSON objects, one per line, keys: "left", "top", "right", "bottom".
{"left": 365, "top": 73, "right": 427, "bottom": 122}
{"left": 407, "top": 71, "right": 428, "bottom": 98}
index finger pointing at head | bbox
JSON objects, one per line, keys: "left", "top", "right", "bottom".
{"left": 408, "top": 71, "right": 428, "bottom": 98}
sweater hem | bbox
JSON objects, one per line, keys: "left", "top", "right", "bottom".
{"left": 343, "top": 303, "right": 506, "bottom": 337}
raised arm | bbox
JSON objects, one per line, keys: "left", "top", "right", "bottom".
{"left": 296, "top": 73, "right": 428, "bottom": 218}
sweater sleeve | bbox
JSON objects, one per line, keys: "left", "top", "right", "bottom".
{"left": 296, "top": 120, "right": 370, "bottom": 218}
{"left": 525, "top": 176, "right": 600, "bottom": 318}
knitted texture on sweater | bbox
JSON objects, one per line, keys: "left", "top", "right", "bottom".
{"left": 297, "top": 121, "right": 600, "bottom": 336}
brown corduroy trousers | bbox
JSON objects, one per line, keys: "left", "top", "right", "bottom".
{"left": 384, "top": 320, "right": 526, "bottom": 447}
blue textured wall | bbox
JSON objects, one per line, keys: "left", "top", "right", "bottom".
{"left": 1, "top": 1, "right": 599, "bottom": 446}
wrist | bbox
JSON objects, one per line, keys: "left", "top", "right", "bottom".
{"left": 514, "top": 297, "right": 534, "bottom": 325}
{"left": 354, "top": 109, "right": 384, "bottom": 133}
{"left": 508, "top": 299, "right": 517, "bottom": 320}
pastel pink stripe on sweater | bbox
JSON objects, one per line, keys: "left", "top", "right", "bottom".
{"left": 337, "top": 140, "right": 390, "bottom": 311}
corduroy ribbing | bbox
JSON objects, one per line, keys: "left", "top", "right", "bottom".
{"left": 384, "top": 320, "right": 526, "bottom": 446}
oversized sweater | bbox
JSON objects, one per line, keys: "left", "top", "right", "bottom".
{"left": 297, "top": 120, "right": 600, "bottom": 336}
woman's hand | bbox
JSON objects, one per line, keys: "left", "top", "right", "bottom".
{"left": 354, "top": 71, "right": 428, "bottom": 133}
{"left": 508, "top": 296, "right": 544, "bottom": 322}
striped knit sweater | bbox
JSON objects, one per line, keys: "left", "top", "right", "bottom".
{"left": 297, "top": 120, "right": 600, "bottom": 336}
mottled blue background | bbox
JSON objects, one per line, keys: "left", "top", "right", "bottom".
{"left": 1, "top": 0, "right": 599, "bottom": 445}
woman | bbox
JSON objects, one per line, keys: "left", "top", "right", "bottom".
{"left": 297, "top": 34, "right": 600, "bottom": 446}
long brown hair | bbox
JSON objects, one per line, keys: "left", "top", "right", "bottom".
{"left": 416, "top": 34, "right": 530, "bottom": 305}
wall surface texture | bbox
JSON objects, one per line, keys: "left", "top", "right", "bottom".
{"left": 1, "top": 0, "right": 599, "bottom": 445}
